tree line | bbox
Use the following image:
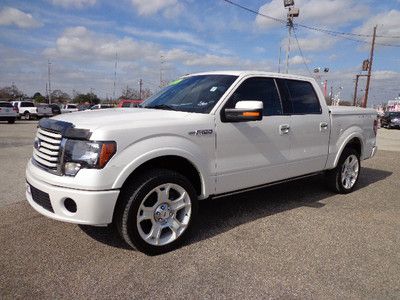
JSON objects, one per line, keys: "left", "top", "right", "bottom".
{"left": 0, "top": 84, "right": 153, "bottom": 105}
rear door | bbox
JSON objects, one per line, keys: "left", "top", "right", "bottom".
{"left": 215, "top": 76, "right": 291, "bottom": 194}
{"left": 276, "top": 79, "right": 330, "bottom": 176}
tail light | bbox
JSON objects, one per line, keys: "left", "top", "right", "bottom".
{"left": 13, "top": 107, "right": 18, "bottom": 113}
{"left": 373, "top": 118, "right": 378, "bottom": 136}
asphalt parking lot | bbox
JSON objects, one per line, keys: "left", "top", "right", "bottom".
{"left": 1, "top": 121, "right": 399, "bottom": 299}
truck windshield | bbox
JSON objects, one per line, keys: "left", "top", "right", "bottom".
{"left": 141, "top": 75, "right": 238, "bottom": 113}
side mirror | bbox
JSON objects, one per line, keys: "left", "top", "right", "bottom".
{"left": 224, "top": 101, "right": 263, "bottom": 122}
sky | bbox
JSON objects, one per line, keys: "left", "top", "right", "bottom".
{"left": 0, "top": 0, "right": 399, "bottom": 106}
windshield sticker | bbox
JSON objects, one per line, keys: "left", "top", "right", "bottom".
{"left": 169, "top": 78, "right": 183, "bottom": 86}
{"left": 210, "top": 87, "right": 218, "bottom": 92}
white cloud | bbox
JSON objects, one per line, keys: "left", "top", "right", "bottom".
{"left": 124, "top": 27, "right": 204, "bottom": 47}
{"left": 373, "top": 70, "right": 400, "bottom": 80}
{"left": 44, "top": 26, "right": 159, "bottom": 62}
{"left": 0, "top": 7, "right": 42, "bottom": 28}
{"left": 353, "top": 10, "right": 400, "bottom": 47}
{"left": 282, "top": 35, "right": 336, "bottom": 52}
{"left": 289, "top": 55, "right": 310, "bottom": 65}
{"left": 50, "top": 0, "right": 96, "bottom": 9}
{"left": 44, "top": 26, "right": 244, "bottom": 69}
{"left": 256, "top": 0, "right": 368, "bottom": 30}
{"left": 131, "top": 0, "right": 183, "bottom": 16}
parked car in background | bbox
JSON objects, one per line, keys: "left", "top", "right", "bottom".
{"left": 36, "top": 104, "right": 53, "bottom": 118}
{"left": 0, "top": 101, "right": 17, "bottom": 123}
{"left": 90, "top": 104, "right": 114, "bottom": 110}
{"left": 117, "top": 99, "right": 143, "bottom": 108}
{"left": 78, "top": 104, "right": 91, "bottom": 111}
{"left": 11, "top": 101, "right": 38, "bottom": 120}
{"left": 61, "top": 104, "right": 78, "bottom": 114}
{"left": 48, "top": 104, "right": 61, "bottom": 115}
{"left": 381, "top": 111, "right": 400, "bottom": 129}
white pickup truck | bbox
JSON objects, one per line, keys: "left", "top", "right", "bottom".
{"left": 25, "top": 71, "right": 378, "bottom": 254}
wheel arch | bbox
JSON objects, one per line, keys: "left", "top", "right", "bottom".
{"left": 333, "top": 135, "right": 363, "bottom": 168}
{"left": 119, "top": 155, "right": 203, "bottom": 197}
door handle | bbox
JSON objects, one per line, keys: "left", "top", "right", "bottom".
{"left": 279, "top": 124, "right": 290, "bottom": 135}
{"left": 320, "top": 122, "right": 329, "bottom": 131}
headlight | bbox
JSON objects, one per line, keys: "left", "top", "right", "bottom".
{"left": 63, "top": 140, "right": 116, "bottom": 176}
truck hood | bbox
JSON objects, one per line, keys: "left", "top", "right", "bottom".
{"left": 51, "top": 108, "right": 191, "bottom": 131}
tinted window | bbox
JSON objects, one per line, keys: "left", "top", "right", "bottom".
{"left": 285, "top": 80, "right": 321, "bottom": 114}
{"left": 21, "top": 102, "right": 35, "bottom": 107}
{"left": 0, "top": 102, "right": 12, "bottom": 107}
{"left": 122, "top": 102, "right": 131, "bottom": 108}
{"left": 225, "top": 77, "right": 282, "bottom": 116}
{"left": 142, "top": 75, "right": 238, "bottom": 114}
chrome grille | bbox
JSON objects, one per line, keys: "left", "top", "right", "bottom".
{"left": 33, "top": 127, "right": 62, "bottom": 173}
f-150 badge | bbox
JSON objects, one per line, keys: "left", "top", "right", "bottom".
{"left": 188, "top": 129, "right": 213, "bottom": 136}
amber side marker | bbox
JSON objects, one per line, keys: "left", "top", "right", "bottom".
{"left": 242, "top": 112, "right": 260, "bottom": 117}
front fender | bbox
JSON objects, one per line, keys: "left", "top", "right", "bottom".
{"left": 111, "top": 135, "right": 214, "bottom": 198}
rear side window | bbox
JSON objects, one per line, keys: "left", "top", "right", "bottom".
{"left": 21, "top": 102, "right": 35, "bottom": 107}
{"left": 225, "top": 77, "right": 282, "bottom": 116}
{"left": 284, "top": 80, "right": 321, "bottom": 114}
{"left": 0, "top": 102, "right": 12, "bottom": 107}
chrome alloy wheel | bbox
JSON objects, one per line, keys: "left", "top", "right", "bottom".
{"left": 341, "top": 154, "right": 359, "bottom": 189}
{"left": 136, "top": 183, "right": 192, "bottom": 246}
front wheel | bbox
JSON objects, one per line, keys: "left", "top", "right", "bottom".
{"left": 114, "top": 169, "right": 198, "bottom": 255}
{"left": 325, "top": 148, "right": 360, "bottom": 194}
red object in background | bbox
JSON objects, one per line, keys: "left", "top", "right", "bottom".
{"left": 117, "top": 99, "right": 143, "bottom": 108}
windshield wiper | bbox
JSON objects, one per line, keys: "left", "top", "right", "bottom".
{"left": 146, "top": 104, "right": 175, "bottom": 110}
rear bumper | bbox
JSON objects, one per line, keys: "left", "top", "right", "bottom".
{"left": 26, "top": 163, "right": 120, "bottom": 226}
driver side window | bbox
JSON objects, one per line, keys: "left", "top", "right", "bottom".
{"left": 225, "top": 77, "right": 282, "bottom": 116}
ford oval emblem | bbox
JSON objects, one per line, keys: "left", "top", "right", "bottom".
{"left": 34, "top": 138, "right": 41, "bottom": 150}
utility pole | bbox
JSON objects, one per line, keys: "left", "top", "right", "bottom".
{"left": 363, "top": 25, "right": 377, "bottom": 108}
{"left": 139, "top": 79, "right": 143, "bottom": 100}
{"left": 113, "top": 52, "right": 118, "bottom": 101}
{"left": 285, "top": 23, "right": 292, "bottom": 74}
{"left": 160, "top": 55, "right": 165, "bottom": 88}
{"left": 278, "top": 46, "right": 282, "bottom": 73}
{"left": 353, "top": 74, "right": 360, "bottom": 106}
{"left": 47, "top": 60, "right": 52, "bottom": 104}
{"left": 283, "top": 0, "right": 299, "bottom": 74}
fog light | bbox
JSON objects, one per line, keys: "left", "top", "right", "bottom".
{"left": 64, "top": 198, "right": 77, "bottom": 213}
{"left": 64, "top": 162, "right": 81, "bottom": 176}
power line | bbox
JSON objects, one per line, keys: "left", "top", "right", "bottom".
{"left": 222, "top": 0, "right": 400, "bottom": 46}
{"left": 292, "top": 27, "right": 313, "bottom": 76}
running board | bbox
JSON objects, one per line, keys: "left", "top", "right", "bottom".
{"left": 211, "top": 172, "right": 323, "bottom": 200}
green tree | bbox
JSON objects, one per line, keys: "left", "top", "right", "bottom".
{"left": 73, "top": 92, "right": 100, "bottom": 105}
{"left": 0, "top": 84, "right": 26, "bottom": 100}
{"left": 119, "top": 86, "right": 140, "bottom": 99}
{"left": 50, "top": 89, "right": 71, "bottom": 103}
{"left": 33, "top": 92, "right": 47, "bottom": 103}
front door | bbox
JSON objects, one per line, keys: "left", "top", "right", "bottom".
{"left": 215, "top": 76, "right": 291, "bottom": 195}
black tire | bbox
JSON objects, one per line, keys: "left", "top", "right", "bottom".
{"left": 24, "top": 111, "right": 30, "bottom": 120}
{"left": 114, "top": 168, "right": 198, "bottom": 255}
{"left": 325, "top": 148, "right": 361, "bottom": 194}
{"left": 8, "top": 118, "right": 15, "bottom": 124}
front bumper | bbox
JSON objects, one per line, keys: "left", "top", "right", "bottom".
{"left": 26, "top": 163, "right": 120, "bottom": 225}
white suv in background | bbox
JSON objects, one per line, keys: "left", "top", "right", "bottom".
{"left": 0, "top": 101, "right": 18, "bottom": 123}
{"left": 12, "top": 101, "right": 38, "bottom": 120}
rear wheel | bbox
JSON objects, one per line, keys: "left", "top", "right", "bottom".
{"left": 8, "top": 118, "right": 15, "bottom": 124}
{"left": 325, "top": 148, "right": 360, "bottom": 194}
{"left": 114, "top": 169, "right": 198, "bottom": 255}
{"left": 24, "top": 111, "right": 30, "bottom": 120}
